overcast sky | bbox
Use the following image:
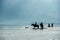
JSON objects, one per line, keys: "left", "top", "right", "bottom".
{"left": 0, "top": 0, "right": 60, "bottom": 25}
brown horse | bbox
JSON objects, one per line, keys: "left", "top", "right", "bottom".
{"left": 31, "top": 24, "right": 39, "bottom": 29}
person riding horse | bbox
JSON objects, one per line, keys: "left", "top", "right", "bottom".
{"left": 40, "top": 22, "right": 44, "bottom": 29}
{"left": 31, "top": 22, "right": 39, "bottom": 29}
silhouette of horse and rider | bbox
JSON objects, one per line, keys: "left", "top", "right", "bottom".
{"left": 40, "top": 22, "right": 44, "bottom": 29}
{"left": 31, "top": 22, "right": 44, "bottom": 30}
{"left": 31, "top": 22, "right": 39, "bottom": 29}
{"left": 31, "top": 22, "right": 53, "bottom": 30}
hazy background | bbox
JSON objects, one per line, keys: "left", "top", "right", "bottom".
{"left": 0, "top": 0, "right": 60, "bottom": 26}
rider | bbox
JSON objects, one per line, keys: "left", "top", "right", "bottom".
{"left": 40, "top": 22, "right": 44, "bottom": 29}
{"left": 35, "top": 22, "right": 37, "bottom": 25}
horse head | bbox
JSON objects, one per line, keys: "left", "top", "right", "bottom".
{"left": 31, "top": 24, "right": 35, "bottom": 26}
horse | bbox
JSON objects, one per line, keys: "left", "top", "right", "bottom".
{"left": 31, "top": 24, "right": 39, "bottom": 29}
{"left": 40, "top": 22, "right": 44, "bottom": 29}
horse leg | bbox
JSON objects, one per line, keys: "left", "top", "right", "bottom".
{"left": 41, "top": 26, "right": 43, "bottom": 30}
{"left": 34, "top": 26, "right": 35, "bottom": 29}
{"left": 37, "top": 26, "right": 39, "bottom": 29}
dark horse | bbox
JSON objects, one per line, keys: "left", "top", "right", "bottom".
{"left": 40, "top": 22, "right": 44, "bottom": 29}
{"left": 31, "top": 24, "right": 39, "bottom": 29}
